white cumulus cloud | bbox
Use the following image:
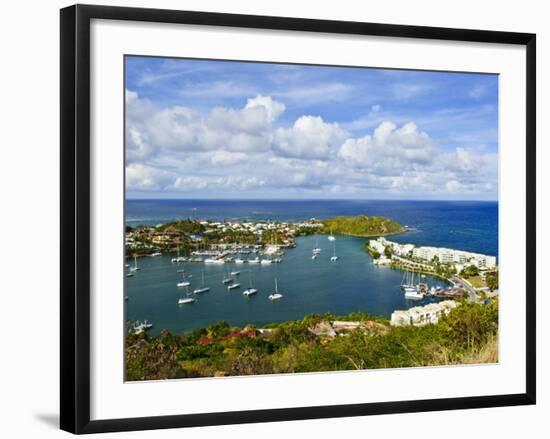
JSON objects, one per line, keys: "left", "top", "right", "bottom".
{"left": 273, "top": 116, "right": 347, "bottom": 160}
{"left": 338, "top": 121, "right": 435, "bottom": 172}
{"left": 245, "top": 95, "right": 286, "bottom": 123}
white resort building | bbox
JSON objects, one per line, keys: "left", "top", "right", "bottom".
{"left": 390, "top": 300, "right": 458, "bottom": 327}
{"left": 369, "top": 237, "right": 497, "bottom": 270}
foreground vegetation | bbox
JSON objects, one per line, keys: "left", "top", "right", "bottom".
{"left": 125, "top": 299, "right": 498, "bottom": 381}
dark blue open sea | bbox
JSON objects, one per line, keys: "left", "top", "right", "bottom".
{"left": 125, "top": 199, "right": 497, "bottom": 334}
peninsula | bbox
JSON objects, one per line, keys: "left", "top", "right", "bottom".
{"left": 125, "top": 214, "right": 405, "bottom": 257}
{"left": 321, "top": 215, "right": 405, "bottom": 237}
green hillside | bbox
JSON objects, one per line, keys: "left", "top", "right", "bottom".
{"left": 322, "top": 215, "right": 405, "bottom": 237}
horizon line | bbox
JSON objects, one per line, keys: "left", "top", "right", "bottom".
{"left": 125, "top": 197, "right": 498, "bottom": 203}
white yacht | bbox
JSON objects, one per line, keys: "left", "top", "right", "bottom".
{"left": 193, "top": 288, "right": 209, "bottom": 294}
{"left": 243, "top": 274, "right": 257, "bottom": 296}
{"left": 330, "top": 243, "right": 338, "bottom": 261}
{"left": 171, "top": 247, "right": 181, "bottom": 263}
{"left": 401, "top": 271, "right": 415, "bottom": 290}
{"left": 129, "top": 256, "right": 140, "bottom": 272}
{"left": 179, "top": 286, "right": 196, "bottom": 304}
{"left": 312, "top": 238, "right": 321, "bottom": 254}
{"left": 260, "top": 259, "right": 272, "bottom": 265}
{"left": 404, "top": 289, "right": 424, "bottom": 300}
{"left": 193, "top": 272, "right": 210, "bottom": 294}
{"left": 248, "top": 257, "right": 260, "bottom": 264}
{"left": 177, "top": 270, "right": 191, "bottom": 287}
{"left": 235, "top": 258, "right": 244, "bottom": 264}
{"left": 268, "top": 278, "right": 283, "bottom": 300}
{"left": 131, "top": 320, "right": 153, "bottom": 334}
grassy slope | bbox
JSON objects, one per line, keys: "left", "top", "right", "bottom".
{"left": 125, "top": 300, "right": 498, "bottom": 380}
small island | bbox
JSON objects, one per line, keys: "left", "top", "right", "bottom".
{"left": 322, "top": 215, "right": 405, "bottom": 237}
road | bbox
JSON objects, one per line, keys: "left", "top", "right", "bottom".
{"left": 450, "top": 276, "right": 478, "bottom": 302}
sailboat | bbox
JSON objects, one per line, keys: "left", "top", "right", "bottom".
{"left": 400, "top": 271, "right": 414, "bottom": 290}
{"left": 178, "top": 286, "right": 196, "bottom": 304}
{"left": 230, "top": 270, "right": 241, "bottom": 276}
{"left": 227, "top": 282, "right": 241, "bottom": 290}
{"left": 171, "top": 247, "right": 180, "bottom": 263}
{"left": 312, "top": 237, "right": 321, "bottom": 255}
{"left": 177, "top": 270, "right": 191, "bottom": 287}
{"left": 328, "top": 227, "right": 336, "bottom": 241}
{"left": 330, "top": 242, "right": 338, "bottom": 261}
{"left": 193, "top": 271, "right": 210, "bottom": 294}
{"left": 404, "top": 287, "right": 424, "bottom": 300}
{"left": 401, "top": 271, "right": 424, "bottom": 300}
{"left": 268, "top": 278, "right": 283, "bottom": 300}
{"left": 222, "top": 269, "right": 233, "bottom": 284}
{"left": 243, "top": 273, "right": 258, "bottom": 296}
{"left": 129, "top": 255, "right": 140, "bottom": 272}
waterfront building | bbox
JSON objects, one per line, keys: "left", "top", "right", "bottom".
{"left": 367, "top": 237, "right": 497, "bottom": 270}
{"left": 390, "top": 300, "right": 458, "bottom": 327}
{"left": 412, "top": 246, "right": 496, "bottom": 269}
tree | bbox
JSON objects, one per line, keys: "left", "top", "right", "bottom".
{"left": 460, "top": 264, "right": 479, "bottom": 278}
{"left": 384, "top": 245, "right": 393, "bottom": 258}
{"left": 486, "top": 271, "right": 499, "bottom": 291}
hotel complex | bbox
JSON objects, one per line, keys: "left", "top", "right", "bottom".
{"left": 390, "top": 300, "right": 458, "bottom": 327}
{"left": 369, "top": 237, "right": 497, "bottom": 270}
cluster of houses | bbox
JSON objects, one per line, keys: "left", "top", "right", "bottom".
{"left": 125, "top": 219, "right": 324, "bottom": 254}
{"left": 390, "top": 300, "right": 458, "bottom": 327}
{"left": 369, "top": 237, "right": 497, "bottom": 272}
{"left": 198, "top": 220, "right": 294, "bottom": 236}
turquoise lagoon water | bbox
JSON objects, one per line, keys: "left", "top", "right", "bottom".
{"left": 125, "top": 200, "right": 498, "bottom": 335}
{"left": 126, "top": 234, "right": 449, "bottom": 335}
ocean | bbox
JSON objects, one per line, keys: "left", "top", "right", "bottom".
{"left": 126, "top": 199, "right": 498, "bottom": 255}
{"left": 125, "top": 199, "right": 498, "bottom": 335}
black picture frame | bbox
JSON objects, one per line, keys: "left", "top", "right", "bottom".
{"left": 60, "top": 4, "right": 536, "bottom": 434}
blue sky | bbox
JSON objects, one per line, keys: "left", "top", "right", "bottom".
{"left": 125, "top": 56, "right": 498, "bottom": 200}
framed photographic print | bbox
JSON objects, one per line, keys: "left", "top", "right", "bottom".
{"left": 60, "top": 4, "right": 536, "bottom": 434}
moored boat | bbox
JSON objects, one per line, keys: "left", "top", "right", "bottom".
{"left": 268, "top": 278, "right": 283, "bottom": 300}
{"left": 193, "top": 271, "right": 210, "bottom": 294}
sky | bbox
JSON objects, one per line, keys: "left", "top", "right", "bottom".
{"left": 125, "top": 56, "right": 498, "bottom": 200}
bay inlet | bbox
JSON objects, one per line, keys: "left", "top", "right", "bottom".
{"left": 125, "top": 234, "right": 448, "bottom": 335}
